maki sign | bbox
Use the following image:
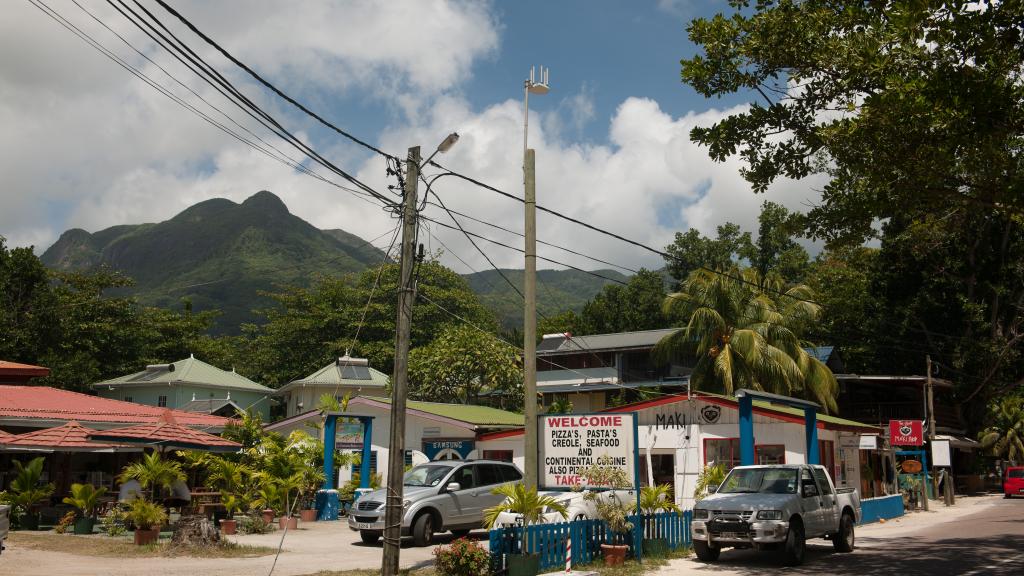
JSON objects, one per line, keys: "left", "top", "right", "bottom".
{"left": 889, "top": 420, "right": 924, "bottom": 446}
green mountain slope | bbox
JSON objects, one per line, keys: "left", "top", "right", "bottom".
{"left": 464, "top": 268, "right": 630, "bottom": 329}
{"left": 41, "top": 191, "right": 386, "bottom": 333}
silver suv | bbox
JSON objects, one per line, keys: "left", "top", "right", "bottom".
{"left": 348, "top": 459, "right": 522, "bottom": 546}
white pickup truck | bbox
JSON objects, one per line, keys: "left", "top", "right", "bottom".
{"left": 0, "top": 504, "right": 9, "bottom": 555}
{"left": 691, "top": 464, "right": 860, "bottom": 566}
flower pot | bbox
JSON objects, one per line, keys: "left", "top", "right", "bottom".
{"left": 261, "top": 509, "right": 275, "bottom": 524}
{"left": 506, "top": 553, "right": 541, "bottom": 576}
{"left": 601, "top": 543, "right": 628, "bottom": 566}
{"left": 643, "top": 537, "right": 669, "bottom": 558}
{"left": 300, "top": 508, "right": 317, "bottom": 523}
{"left": 220, "top": 518, "right": 237, "bottom": 535}
{"left": 73, "top": 517, "right": 96, "bottom": 535}
{"left": 278, "top": 516, "right": 298, "bottom": 531}
{"left": 134, "top": 528, "right": 160, "bottom": 545}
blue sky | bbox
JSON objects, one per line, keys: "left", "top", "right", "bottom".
{"left": 0, "top": 1, "right": 817, "bottom": 272}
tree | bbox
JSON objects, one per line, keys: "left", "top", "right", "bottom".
{"left": 409, "top": 324, "right": 523, "bottom": 409}
{"left": 681, "top": 0, "right": 1024, "bottom": 244}
{"left": 579, "top": 269, "right": 671, "bottom": 334}
{"left": 654, "top": 267, "right": 838, "bottom": 412}
{"left": 119, "top": 452, "right": 186, "bottom": 501}
{"left": 664, "top": 224, "right": 751, "bottom": 285}
{"left": 745, "top": 202, "right": 809, "bottom": 285}
{"left": 979, "top": 396, "right": 1024, "bottom": 464}
{"left": 803, "top": 246, "right": 879, "bottom": 373}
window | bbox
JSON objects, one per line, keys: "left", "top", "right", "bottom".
{"left": 157, "top": 395, "right": 167, "bottom": 407}
{"left": 350, "top": 451, "right": 377, "bottom": 475}
{"left": 124, "top": 396, "right": 133, "bottom": 403}
{"left": 449, "top": 466, "right": 475, "bottom": 490}
{"left": 756, "top": 445, "right": 786, "bottom": 465}
{"left": 499, "top": 465, "right": 523, "bottom": 482}
{"left": 476, "top": 464, "right": 503, "bottom": 487}
{"left": 811, "top": 466, "right": 834, "bottom": 495}
{"left": 801, "top": 468, "right": 817, "bottom": 497}
{"left": 483, "top": 450, "right": 513, "bottom": 463}
{"left": 704, "top": 438, "right": 741, "bottom": 470}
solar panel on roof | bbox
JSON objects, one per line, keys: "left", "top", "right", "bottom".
{"left": 129, "top": 370, "right": 166, "bottom": 382}
{"left": 339, "top": 365, "right": 371, "bottom": 380}
{"left": 537, "top": 337, "right": 566, "bottom": 352}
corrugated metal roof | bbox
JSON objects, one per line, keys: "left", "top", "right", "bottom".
{"left": 537, "top": 328, "right": 680, "bottom": 355}
{"left": 95, "top": 356, "right": 271, "bottom": 393}
{"left": 355, "top": 397, "right": 523, "bottom": 427}
{"left": 90, "top": 411, "right": 241, "bottom": 451}
{"left": 537, "top": 366, "right": 618, "bottom": 384}
{"left": 284, "top": 360, "right": 390, "bottom": 389}
{"left": 179, "top": 398, "right": 241, "bottom": 415}
{"left": 2, "top": 421, "right": 125, "bottom": 451}
{"left": 0, "top": 385, "right": 231, "bottom": 428}
{"left": 538, "top": 378, "right": 690, "bottom": 394}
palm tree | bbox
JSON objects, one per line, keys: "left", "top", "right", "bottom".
{"left": 206, "top": 457, "right": 251, "bottom": 495}
{"left": 484, "top": 484, "right": 568, "bottom": 555}
{"left": 979, "top": 396, "right": 1024, "bottom": 463}
{"left": 637, "top": 484, "right": 682, "bottom": 515}
{"left": 119, "top": 452, "right": 186, "bottom": 500}
{"left": 654, "top": 267, "right": 838, "bottom": 413}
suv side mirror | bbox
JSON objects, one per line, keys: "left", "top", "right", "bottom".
{"left": 446, "top": 482, "right": 461, "bottom": 493}
{"left": 802, "top": 483, "right": 818, "bottom": 498}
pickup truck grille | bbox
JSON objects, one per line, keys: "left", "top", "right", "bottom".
{"left": 709, "top": 510, "right": 754, "bottom": 521}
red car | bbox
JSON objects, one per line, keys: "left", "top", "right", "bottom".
{"left": 1005, "top": 467, "right": 1024, "bottom": 498}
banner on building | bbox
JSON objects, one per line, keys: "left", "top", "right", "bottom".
{"left": 422, "top": 439, "right": 474, "bottom": 460}
{"left": 889, "top": 420, "right": 924, "bottom": 446}
{"left": 540, "top": 412, "right": 637, "bottom": 489}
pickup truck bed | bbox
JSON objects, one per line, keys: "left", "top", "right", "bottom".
{"left": 691, "top": 464, "right": 860, "bottom": 566}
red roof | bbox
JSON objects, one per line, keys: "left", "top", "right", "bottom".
{"left": 0, "top": 429, "right": 17, "bottom": 441}
{"left": 2, "top": 421, "right": 126, "bottom": 451}
{"left": 90, "top": 410, "right": 240, "bottom": 451}
{"left": 0, "top": 385, "right": 231, "bottom": 428}
{"left": 0, "top": 360, "right": 50, "bottom": 382}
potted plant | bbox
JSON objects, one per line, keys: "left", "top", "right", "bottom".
{"left": 254, "top": 482, "right": 283, "bottom": 526}
{"left": 637, "top": 484, "right": 682, "bottom": 557}
{"left": 6, "top": 457, "right": 55, "bottom": 530}
{"left": 219, "top": 493, "right": 242, "bottom": 535}
{"left": 298, "top": 468, "right": 326, "bottom": 523}
{"left": 62, "top": 483, "right": 107, "bottom": 535}
{"left": 127, "top": 498, "right": 167, "bottom": 545}
{"left": 275, "top": 473, "right": 303, "bottom": 530}
{"left": 484, "top": 483, "right": 568, "bottom": 576}
{"left": 579, "top": 463, "right": 634, "bottom": 566}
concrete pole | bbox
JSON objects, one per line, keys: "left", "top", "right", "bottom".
{"left": 523, "top": 148, "right": 538, "bottom": 490}
{"left": 382, "top": 146, "right": 420, "bottom": 576}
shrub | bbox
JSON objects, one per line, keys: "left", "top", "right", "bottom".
{"left": 433, "top": 538, "right": 490, "bottom": 576}
{"left": 237, "top": 512, "right": 273, "bottom": 535}
{"left": 54, "top": 511, "right": 77, "bottom": 534}
{"left": 101, "top": 505, "right": 128, "bottom": 536}
{"left": 126, "top": 499, "right": 167, "bottom": 531}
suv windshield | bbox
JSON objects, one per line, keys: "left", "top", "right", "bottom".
{"left": 719, "top": 468, "right": 798, "bottom": 494}
{"left": 403, "top": 464, "right": 453, "bottom": 487}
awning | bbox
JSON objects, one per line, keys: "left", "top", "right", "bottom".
{"left": 935, "top": 434, "right": 980, "bottom": 449}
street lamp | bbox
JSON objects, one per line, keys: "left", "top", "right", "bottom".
{"left": 522, "top": 65, "right": 549, "bottom": 491}
{"left": 421, "top": 132, "right": 460, "bottom": 169}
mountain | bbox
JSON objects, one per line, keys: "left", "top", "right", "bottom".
{"left": 463, "top": 268, "right": 630, "bottom": 329}
{"left": 42, "top": 191, "right": 386, "bottom": 332}
{"left": 42, "top": 191, "right": 627, "bottom": 333}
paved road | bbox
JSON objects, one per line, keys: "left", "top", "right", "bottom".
{"left": 668, "top": 497, "right": 1024, "bottom": 575}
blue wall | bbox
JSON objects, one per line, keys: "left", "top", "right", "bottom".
{"left": 859, "top": 494, "right": 904, "bottom": 524}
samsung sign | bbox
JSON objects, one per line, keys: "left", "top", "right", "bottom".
{"left": 422, "top": 440, "right": 474, "bottom": 460}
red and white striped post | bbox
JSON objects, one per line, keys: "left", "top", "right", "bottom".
{"left": 566, "top": 533, "right": 572, "bottom": 573}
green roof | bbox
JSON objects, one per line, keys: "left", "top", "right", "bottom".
{"left": 95, "top": 356, "right": 271, "bottom": 393}
{"left": 278, "top": 360, "right": 389, "bottom": 394}
{"left": 359, "top": 397, "right": 523, "bottom": 427}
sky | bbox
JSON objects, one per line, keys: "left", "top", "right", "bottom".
{"left": 0, "top": 0, "right": 823, "bottom": 274}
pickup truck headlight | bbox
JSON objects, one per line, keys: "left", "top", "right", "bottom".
{"left": 693, "top": 509, "right": 709, "bottom": 520}
{"left": 756, "top": 510, "right": 783, "bottom": 520}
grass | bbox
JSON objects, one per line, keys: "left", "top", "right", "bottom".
{"left": 572, "top": 546, "right": 692, "bottom": 576}
{"left": 8, "top": 531, "right": 277, "bottom": 558}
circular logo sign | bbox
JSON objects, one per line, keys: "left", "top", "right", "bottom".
{"left": 900, "top": 424, "right": 913, "bottom": 436}
{"left": 700, "top": 405, "right": 721, "bottom": 424}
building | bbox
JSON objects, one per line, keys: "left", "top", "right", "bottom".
{"left": 267, "top": 395, "right": 523, "bottom": 487}
{"left": 276, "top": 357, "right": 389, "bottom": 418}
{"left": 93, "top": 355, "right": 272, "bottom": 420}
{"left": 0, "top": 360, "right": 50, "bottom": 385}
{"left": 475, "top": 390, "right": 880, "bottom": 509}
{"left": 536, "top": 329, "right": 690, "bottom": 411}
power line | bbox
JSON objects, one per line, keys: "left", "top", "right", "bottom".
{"left": 150, "top": 0, "right": 397, "bottom": 162}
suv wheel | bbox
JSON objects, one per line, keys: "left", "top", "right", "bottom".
{"left": 360, "top": 531, "right": 380, "bottom": 544}
{"left": 412, "top": 513, "right": 435, "bottom": 547}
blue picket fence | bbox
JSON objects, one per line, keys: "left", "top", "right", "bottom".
{"left": 488, "top": 511, "right": 692, "bottom": 573}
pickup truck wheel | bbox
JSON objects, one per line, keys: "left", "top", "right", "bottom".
{"left": 360, "top": 531, "right": 381, "bottom": 544}
{"left": 694, "top": 540, "right": 720, "bottom": 562}
{"left": 780, "top": 521, "right": 805, "bottom": 566}
{"left": 833, "top": 512, "right": 855, "bottom": 552}
{"left": 412, "top": 513, "right": 435, "bottom": 547}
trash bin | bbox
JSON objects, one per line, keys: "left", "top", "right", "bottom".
{"left": 315, "top": 489, "right": 339, "bottom": 521}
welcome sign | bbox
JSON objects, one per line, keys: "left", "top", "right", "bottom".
{"left": 540, "top": 413, "right": 637, "bottom": 489}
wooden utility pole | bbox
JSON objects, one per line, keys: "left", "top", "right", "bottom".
{"left": 923, "top": 355, "right": 934, "bottom": 511}
{"left": 523, "top": 148, "right": 538, "bottom": 489}
{"left": 382, "top": 146, "right": 420, "bottom": 576}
